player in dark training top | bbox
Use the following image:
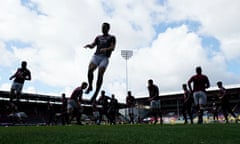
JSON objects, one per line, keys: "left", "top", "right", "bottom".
{"left": 147, "top": 79, "right": 163, "bottom": 124}
{"left": 217, "top": 81, "right": 238, "bottom": 123}
{"left": 182, "top": 84, "right": 193, "bottom": 124}
{"left": 84, "top": 22, "right": 116, "bottom": 103}
{"left": 126, "top": 91, "right": 136, "bottom": 124}
{"left": 188, "top": 66, "right": 210, "bottom": 124}
{"left": 9, "top": 61, "right": 31, "bottom": 101}
{"left": 67, "top": 82, "right": 88, "bottom": 125}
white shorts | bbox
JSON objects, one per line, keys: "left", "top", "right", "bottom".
{"left": 11, "top": 82, "right": 23, "bottom": 94}
{"left": 150, "top": 100, "right": 161, "bottom": 109}
{"left": 193, "top": 91, "right": 207, "bottom": 105}
{"left": 91, "top": 55, "right": 109, "bottom": 68}
{"left": 67, "top": 99, "right": 79, "bottom": 111}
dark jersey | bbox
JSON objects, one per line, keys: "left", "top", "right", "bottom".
{"left": 188, "top": 74, "right": 209, "bottom": 92}
{"left": 148, "top": 84, "right": 159, "bottom": 100}
{"left": 109, "top": 98, "right": 118, "bottom": 113}
{"left": 13, "top": 68, "right": 31, "bottom": 84}
{"left": 219, "top": 87, "right": 228, "bottom": 103}
{"left": 183, "top": 90, "right": 192, "bottom": 104}
{"left": 126, "top": 95, "right": 135, "bottom": 107}
{"left": 94, "top": 34, "right": 116, "bottom": 57}
{"left": 70, "top": 87, "right": 83, "bottom": 101}
{"left": 98, "top": 95, "right": 110, "bottom": 107}
{"left": 61, "top": 98, "right": 68, "bottom": 111}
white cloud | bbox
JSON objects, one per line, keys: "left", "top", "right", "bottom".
{"left": 165, "top": 0, "right": 240, "bottom": 60}
{"left": 0, "top": 41, "right": 17, "bottom": 66}
{"left": 0, "top": 83, "right": 11, "bottom": 91}
{"left": 103, "top": 25, "right": 239, "bottom": 102}
{"left": 24, "top": 86, "right": 37, "bottom": 94}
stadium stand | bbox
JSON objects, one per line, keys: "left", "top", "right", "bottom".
{"left": 1, "top": 85, "right": 240, "bottom": 125}
{"left": 0, "top": 91, "right": 127, "bottom": 125}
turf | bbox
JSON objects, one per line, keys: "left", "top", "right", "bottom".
{"left": 0, "top": 124, "right": 240, "bottom": 144}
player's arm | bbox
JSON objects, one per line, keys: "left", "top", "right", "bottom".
{"left": 148, "top": 95, "right": 156, "bottom": 102}
{"left": 133, "top": 97, "right": 136, "bottom": 105}
{"left": 219, "top": 88, "right": 226, "bottom": 100}
{"left": 147, "top": 87, "right": 154, "bottom": 102}
{"left": 77, "top": 91, "right": 83, "bottom": 105}
{"left": 126, "top": 97, "right": 129, "bottom": 105}
{"left": 9, "top": 69, "right": 18, "bottom": 80}
{"left": 84, "top": 43, "right": 96, "bottom": 49}
{"left": 25, "top": 71, "right": 31, "bottom": 80}
{"left": 9, "top": 74, "right": 16, "bottom": 80}
{"left": 116, "top": 100, "right": 119, "bottom": 111}
{"left": 184, "top": 94, "right": 190, "bottom": 103}
{"left": 188, "top": 78, "right": 193, "bottom": 93}
{"left": 205, "top": 76, "right": 210, "bottom": 89}
{"left": 84, "top": 37, "right": 97, "bottom": 49}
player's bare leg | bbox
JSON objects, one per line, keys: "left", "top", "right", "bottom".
{"left": 198, "top": 104, "right": 204, "bottom": 124}
{"left": 9, "top": 89, "right": 15, "bottom": 102}
{"left": 9, "top": 89, "right": 20, "bottom": 102}
{"left": 91, "top": 67, "right": 106, "bottom": 102}
{"left": 85, "top": 63, "right": 97, "bottom": 94}
{"left": 16, "top": 91, "right": 21, "bottom": 101}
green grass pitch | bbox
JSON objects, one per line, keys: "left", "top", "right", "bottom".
{"left": 0, "top": 124, "right": 240, "bottom": 144}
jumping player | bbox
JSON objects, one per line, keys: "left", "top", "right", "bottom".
{"left": 9, "top": 61, "right": 31, "bottom": 101}
{"left": 188, "top": 66, "right": 210, "bottom": 124}
{"left": 84, "top": 22, "right": 116, "bottom": 103}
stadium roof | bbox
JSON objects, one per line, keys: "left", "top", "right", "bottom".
{"left": 136, "top": 84, "right": 240, "bottom": 99}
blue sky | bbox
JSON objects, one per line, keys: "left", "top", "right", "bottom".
{"left": 0, "top": 0, "right": 240, "bottom": 102}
